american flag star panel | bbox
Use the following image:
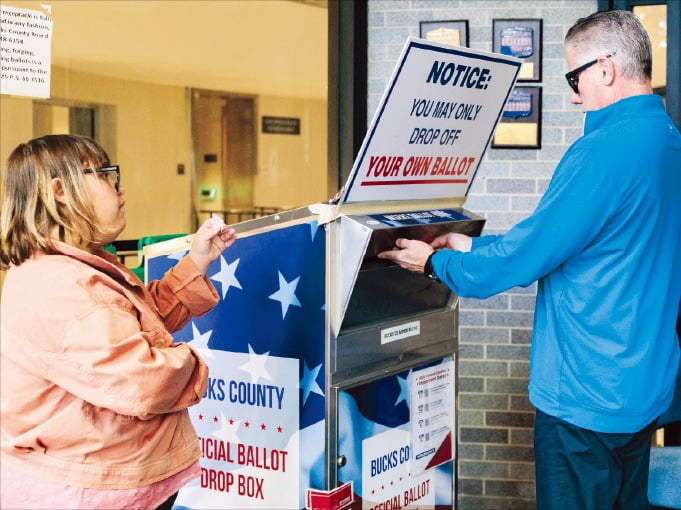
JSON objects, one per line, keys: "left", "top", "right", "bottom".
{"left": 148, "top": 220, "right": 326, "bottom": 509}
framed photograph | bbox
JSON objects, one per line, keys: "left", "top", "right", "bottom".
{"left": 419, "top": 20, "right": 469, "bottom": 48}
{"left": 493, "top": 18, "right": 542, "bottom": 82}
{"left": 492, "top": 86, "right": 542, "bottom": 149}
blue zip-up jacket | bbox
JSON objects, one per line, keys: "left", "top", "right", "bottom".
{"left": 431, "top": 94, "right": 681, "bottom": 433}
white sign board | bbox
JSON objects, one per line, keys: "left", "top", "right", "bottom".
{"left": 410, "top": 360, "right": 456, "bottom": 476}
{"left": 340, "top": 37, "right": 520, "bottom": 204}
{"left": 175, "top": 348, "right": 300, "bottom": 509}
{"left": 0, "top": 4, "right": 52, "bottom": 98}
{"left": 362, "top": 427, "right": 435, "bottom": 509}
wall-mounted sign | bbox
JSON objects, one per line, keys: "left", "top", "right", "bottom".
{"left": 0, "top": 4, "right": 53, "bottom": 98}
{"left": 419, "top": 20, "right": 469, "bottom": 48}
{"left": 493, "top": 19, "right": 543, "bottom": 82}
{"left": 492, "top": 85, "right": 542, "bottom": 149}
{"left": 262, "top": 116, "right": 300, "bottom": 135}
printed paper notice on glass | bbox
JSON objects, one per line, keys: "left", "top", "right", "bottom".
{"left": 410, "top": 360, "right": 456, "bottom": 476}
{"left": 0, "top": 5, "right": 53, "bottom": 98}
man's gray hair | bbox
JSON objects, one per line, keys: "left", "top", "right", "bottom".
{"left": 565, "top": 10, "right": 652, "bottom": 81}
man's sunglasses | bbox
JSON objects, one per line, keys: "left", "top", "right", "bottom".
{"left": 565, "top": 51, "right": 616, "bottom": 94}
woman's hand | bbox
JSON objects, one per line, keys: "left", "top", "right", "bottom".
{"left": 189, "top": 218, "right": 237, "bottom": 275}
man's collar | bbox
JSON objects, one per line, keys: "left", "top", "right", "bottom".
{"left": 584, "top": 94, "right": 663, "bottom": 134}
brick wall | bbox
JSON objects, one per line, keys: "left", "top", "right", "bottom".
{"left": 367, "top": 1, "right": 597, "bottom": 508}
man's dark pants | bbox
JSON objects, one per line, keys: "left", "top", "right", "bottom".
{"left": 534, "top": 408, "right": 658, "bottom": 510}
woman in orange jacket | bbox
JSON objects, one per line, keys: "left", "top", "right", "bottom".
{"left": 0, "top": 134, "right": 236, "bottom": 509}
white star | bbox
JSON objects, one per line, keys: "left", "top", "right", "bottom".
{"left": 432, "top": 210, "right": 454, "bottom": 219}
{"left": 212, "top": 411, "right": 241, "bottom": 444}
{"left": 299, "top": 361, "right": 324, "bottom": 405}
{"left": 395, "top": 372, "right": 410, "bottom": 408}
{"left": 238, "top": 344, "right": 272, "bottom": 384}
{"left": 167, "top": 250, "right": 188, "bottom": 261}
{"left": 188, "top": 321, "right": 214, "bottom": 359}
{"left": 209, "top": 256, "right": 242, "bottom": 299}
{"left": 268, "top": 271, "right": 302, "bottom": 318}
{"left": 309, "top": 220, "right": 319, "bottom": 241}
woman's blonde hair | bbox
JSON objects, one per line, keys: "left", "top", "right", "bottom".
{"left": 0, "top": 134, "right": 113, "bottom": 267}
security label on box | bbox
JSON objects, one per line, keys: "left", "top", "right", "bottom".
{"left": 339, "top": 37, "right": 520, "bottom": 203}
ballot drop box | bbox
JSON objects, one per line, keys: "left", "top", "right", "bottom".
{"left": 146, "top": 38, "right": 520, "bottom": 510}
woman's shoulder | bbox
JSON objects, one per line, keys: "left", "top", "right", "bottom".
{"left": 6, "top": 251, "right": 130, "bottom": 311}
{"left": 11, "top": 250, "right": 98, "bottom": 284}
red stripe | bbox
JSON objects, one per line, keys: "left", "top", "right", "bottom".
{"left": 360, "top": 179, "right": 467, "bottom": 186}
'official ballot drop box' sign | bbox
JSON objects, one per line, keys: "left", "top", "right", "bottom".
{"left": 146, "top": 38, "right": 519, "bottom": 510}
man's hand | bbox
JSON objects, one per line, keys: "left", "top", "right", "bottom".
{"left": 377, "top": 238, "right": 433, "bottom": 273}
{"left": 431, "top": 232, "right": 472, "bottom": 252}
{"left": 189, "top": 217, "right": 237, "bottom": 275}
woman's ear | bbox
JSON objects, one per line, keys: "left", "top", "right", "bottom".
{"left": 52, "top": 177, "right": 67, "bottom": 205}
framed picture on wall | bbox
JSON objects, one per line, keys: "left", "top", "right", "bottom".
{"left": 493, "top": 18, "right": 542, "bottom": 82}
{"left": 491, "top": 86, "right": 542, "bottom": 149}
{"left": 419, "top": 20, "right": 469, "bottom": 47}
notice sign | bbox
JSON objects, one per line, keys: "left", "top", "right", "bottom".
{"left": 340, "top": 37, "right": 520, "bottom": 203}
{"left": 410, "top": 360, "right": 455, "bottom": 476}
{"left": 0, "top": 4, "right": 52, "bottom": 98}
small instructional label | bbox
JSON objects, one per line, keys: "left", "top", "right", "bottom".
{"left": 381, "top": 321, "right": 420, "bottom": 344}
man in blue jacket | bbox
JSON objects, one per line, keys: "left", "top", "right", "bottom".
{"left": 379, "top": 10, "right": 681, "bottom": 509}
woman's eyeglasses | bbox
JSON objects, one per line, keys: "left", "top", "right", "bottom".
{"left": 83, "top": 165, "right": 120, "bottom": 192}
{"left": 565, "top": 50, "right": 616, "bottom": 94}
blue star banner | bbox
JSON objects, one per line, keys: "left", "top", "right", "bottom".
{"left": 148, "top": 220, "right": 326, "bottom": 509}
